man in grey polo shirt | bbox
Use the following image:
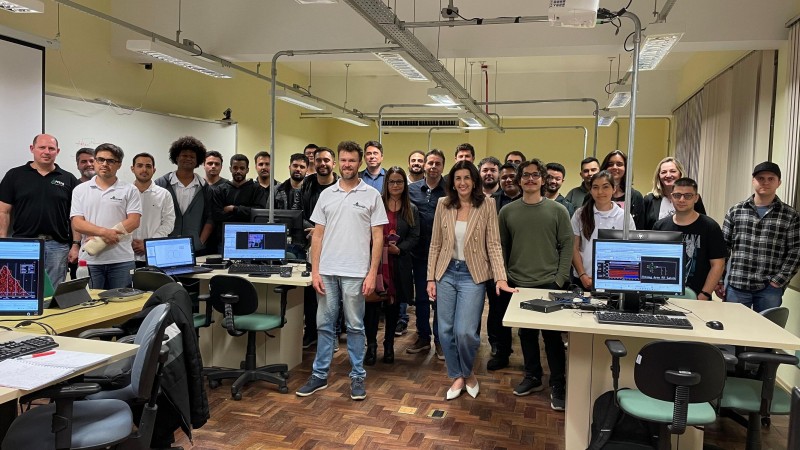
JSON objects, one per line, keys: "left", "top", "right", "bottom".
{"left": 296, "top": 141, "right": 388, "bottom": 401}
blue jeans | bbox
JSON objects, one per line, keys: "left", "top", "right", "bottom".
{"left": 726, "top": 283, "right": 784, "bottom": 313}
{"left": 436, "top": 260, "right": 486, "bottom": 379}
{"left": 412, "top": 257, "right": 439, "bottom": 343}
{"left": 398, "top": 303, "right": 409, "bottom": 325}
{"left": 88, "top": 261, "right": 135, "bottom": 290}
{"left": 313, "top": 275, "right": 367, "bottom": 380}
{"left": 44, "top": 241, "right": 69, "bottom": 289}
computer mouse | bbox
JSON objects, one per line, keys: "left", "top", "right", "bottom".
{"left": 706, "top": 320, "right": 724, "bottom": 330}
{"left": 301, "top": 271, "right": 310, "bottom": 277}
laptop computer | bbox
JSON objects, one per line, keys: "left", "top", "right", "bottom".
{"left": 47, "top": 276, "right": 92, "bottom": 309}
{"left": 144, "top": 237, "right": 212, "bottom": 276}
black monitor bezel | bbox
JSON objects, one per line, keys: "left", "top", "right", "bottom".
{"left": 596, "top": 229, "right": 683, "bottom": 242}
{"left": 591, "top": 238, "right": 686, "bottom": 297}
{"left": 0, "top": 237, "right": 45, "bottom": 316}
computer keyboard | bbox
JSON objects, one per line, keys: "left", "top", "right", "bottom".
{"left": 595, "top": 311, "right": 693, "bottom": 330}
{"left": 228, "top": 264, "right": 284, "bottom": 275}
{"left": 0, "top": 336, "right": 59, "bottom": 362}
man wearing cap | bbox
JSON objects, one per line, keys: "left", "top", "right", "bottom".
{"left": 718, "top": 161, "right": 800, "bottom": 312}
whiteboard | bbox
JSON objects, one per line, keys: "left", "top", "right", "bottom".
{"left": 45, "top": 95, "right": 237, "bottom": 184}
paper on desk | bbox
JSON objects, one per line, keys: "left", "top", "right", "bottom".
{"left": 0, "top": 350, "right": 112, "bottom": 390}
{"left": 21, "top": 350, "right": 111, "bottom": 369}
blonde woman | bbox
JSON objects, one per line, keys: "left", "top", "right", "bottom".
{"left": 642, "top": 157, "right": 706, "bottom": 229}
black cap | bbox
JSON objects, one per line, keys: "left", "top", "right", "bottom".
{"left": 752, "top": 161, "right": 781, "bottom": 179}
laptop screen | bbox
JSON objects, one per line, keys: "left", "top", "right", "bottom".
{"left": 145, "top": 237, "right": 195, "bottom": 269}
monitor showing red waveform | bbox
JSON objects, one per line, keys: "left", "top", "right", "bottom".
{"left": 0, "top": 264, "right": 33, "bottom": 298}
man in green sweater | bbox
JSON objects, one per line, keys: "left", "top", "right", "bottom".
{"left": 497, "top": 159, "right": 573, "bottom": 411}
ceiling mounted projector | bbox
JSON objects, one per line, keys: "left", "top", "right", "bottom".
{"left": 548, "top": 0, "right": 599, "bottom": 28}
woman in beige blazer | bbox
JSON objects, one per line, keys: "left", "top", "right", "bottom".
{"left": 427, "top": 160, "right": 516, "bottom": 400}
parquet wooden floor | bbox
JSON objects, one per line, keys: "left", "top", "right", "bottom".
{"left": 174, "top": 308, "right": 790, "bottom": 449}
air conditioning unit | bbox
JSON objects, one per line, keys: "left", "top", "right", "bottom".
{"left": 380, "top": 119, "right": 461, "bottom": 133}
{"left": 548, "top": 0, "right": 599, "bottom": 28}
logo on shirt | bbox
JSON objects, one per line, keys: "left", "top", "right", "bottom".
{"left": 353, "top": 201, "right": 367, "bottom": 210}
{"left": 109, "top": 195, "right": 124, "bottom": 202}
{"left": 51, "top": 180, "right": 65, "bottom": 187}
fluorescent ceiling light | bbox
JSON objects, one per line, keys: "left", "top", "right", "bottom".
{"left": 459, "top": 113, "right": 483, "bottom": 128}
{"left": 607, "top": 85, "right": 631, "bottom": 109}
{"left": 295, "top": 0, "right": 337, "bottom": 3}
{"left": 333, "top": 111, "right": 371, "bottom": 127}
{"left": 427, "top": 87, "right": 458, "bottom": 106}
{"left": 126, "top": 40, "right": 233, "bottom": 79}
{"left": 273, "top": 87, "right": 325, "bottom": 111}
{"left": 597, "top": 110, "right": 617, "bottom": 127}
{"left": 0, "top": 0, "right": 43, "bottom": 13}
{"left": 374, "top": 52, "right": 428, "bottom": 82}
{"left": 631, "top": 33, "right": 683, "bottom": 71}
{"left": 548, "top": 0, "right": 599, "bottom": 28}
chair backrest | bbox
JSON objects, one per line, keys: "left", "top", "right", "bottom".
{"left": 132, "top": 268, "right": 176, "bottom": 292}
{"left": 634, "top": 341, "right": 727, "bottom": 403}
{"left": 789, "top": 386, "right": 800, "bottom": 449}
{"left": 208, "top": 275, "right": 259, "bottom": 316}
{"left": 130, "top": 303, "right": 171, "bottom": 399}
{"left": 760, "top": 306, "right": 790, "bottom": 329}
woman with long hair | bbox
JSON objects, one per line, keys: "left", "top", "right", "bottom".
{"left": 363, "top": 167, "right": 420, "bottom": 365}
{"left": 571, "top": 171, "right": 636, "bottom": 290}
{"left": 642, "top": 156, "right": 706, "bottom": 229}
{"left": 600, "top": 150, "right": 645, "bottom": 229}
{"left": 427, "top": 161, "right": 515, "bottom": 400}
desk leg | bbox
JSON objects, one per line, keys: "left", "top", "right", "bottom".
{"left": 0, "top": 400, "right": 16, "bottom": 441}
{"left": 565, "top": 332, "right": 593, "bottom": 450}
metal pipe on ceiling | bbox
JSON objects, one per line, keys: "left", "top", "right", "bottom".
{"left": 427, "top": 127, "right": 465, "bottom": 150}
{"left": 402, "top": 15, "right": 549, "bottom": 28}
{"left": 502, "top": 126, "right": 589, "bottom": 160}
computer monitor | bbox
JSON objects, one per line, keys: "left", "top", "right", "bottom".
{"left": 0, "top": 238, "right": 45, "bottom": 316}
{"left": 597, "top": 229, "right": 683, "bottom": 242}
{"left": 250, "top": 209, "right": 306, "bottom": 260}
{"left": 222, "top": 222, "right": 287, "bottom": 262}
{"left": 592, "top": 239, "right": 685, "bottom": 312}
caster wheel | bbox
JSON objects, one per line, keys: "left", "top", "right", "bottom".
{"left": 209, "top": 380, "right": 220, "bottom": 389}
{"left": 232, "top": 392, "right": 242, "bottom": 401}
{"left": 279, "top": 386, "right": 289, "bottom": 394}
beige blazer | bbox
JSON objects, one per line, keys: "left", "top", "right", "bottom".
{"left": 426, "top": 196, "right": 507, "bottom": 284}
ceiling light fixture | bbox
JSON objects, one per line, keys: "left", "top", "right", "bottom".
{"left": 333, "top": 111, "right": 371, "bottom": 127}
{"left": 459, "top": 113, "right": 483, "bottom": 128}
{"left": 273, "top": 87, "right": 325, "bottom": 111}
{"left": 597, "top": 109, "right": 617, "bottom": 127}
{"left": 0, "top": 0, "right": 43, "bottom": 13}
{"left": 374, "top": 52, "right": 428, "bottom": 82}
{"left": 126, "top": 40, "right": 233, "bottom": 79}
{"left": 427, "top": 87, "right": 459, "bottom": 106}
{"left": 607, "top": 85, "right": 632, "bottom": 109}
{"left": 633, "top": 32, "right": 683, "bottom": 71}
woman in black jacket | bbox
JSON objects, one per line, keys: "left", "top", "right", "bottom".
{"left": 642, "top": 156, "right": 706, "bottom": 229}
{"left": 364, "top": 167, "right": 420, "bottom": 365}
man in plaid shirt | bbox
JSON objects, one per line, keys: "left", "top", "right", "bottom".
{"left": 719, "top": 161, "right": 800, "bottom": 312}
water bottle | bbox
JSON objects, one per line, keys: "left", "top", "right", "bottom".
{"left": 76, "top": 260, "right": 90, "bottom": 279}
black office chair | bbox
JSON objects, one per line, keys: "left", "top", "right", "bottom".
{"left": 605, "top": 339, "right": 728, "bottom": 450}
{"left": 788, "top": 386, "right": 800, "bottom": 449}
{"left": 132, "top": 266, "right": 213, "bottom": 332}
{"left": 205, "top": 275, "right": 295, "bottom": 399}
{"left": 1, "top": 303, "right": 171, "bottom": 450}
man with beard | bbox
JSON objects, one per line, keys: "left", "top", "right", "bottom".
{"left": 407, "top": 150, "right": 425, "bottom": 183}
{"left": 275, "top": 153, "right": 309, "bottom": 212}
{"left": 565, "top": 156, "right": 600, "bottom": 208}
{"left": 492, "top": 162, "right": 522, "bottom": 212}
{"left": 479, "top": 156, "right": 501, "bottom": 196}
{"left": 76, "top": 148, "right": 95, "bottom": 182}
{"left": 304, "top": 144, "right": 318, "bottom": 177}
{"left": 297, "top": 141, "right": 387, "bottom": 401}
{"left": 544, "top": 162, "right": 575, "bottom": 217}
{"left": 254, "top": 151, "right": 279, "bottom": 205}
{"left": 360, "top": 141, "right": 385, "bottom": 191}
{"left": 212, "top": 154, "right": 263, "bottom": 252}
{"left": 203, "top": 150, "right": 227, "bottom": 187}
{"left": 130, "top": 153, "right": 175, "bottom": 267}
{"left": 300, "top": 147, "right": 338, "bottom": 349}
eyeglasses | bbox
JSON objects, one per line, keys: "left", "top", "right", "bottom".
{"left": 670, "top": 192, "right": 696, "bottom": 200}
{"left": 387, "top": 180, "right": 405, "bottom": 185}
{"left": 95, "top": 157, "right": 119, "bottom": 165}
{"left": 520, "top": 172, "right": 542, "bottom": 180}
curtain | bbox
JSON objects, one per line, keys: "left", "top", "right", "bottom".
{"left": 674, "top": 94, "right": 702, "bottom": 180}
{"left": 787, "top": 23, "right": 800, "bottom": 207}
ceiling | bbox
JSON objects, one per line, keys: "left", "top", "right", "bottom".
{"left": 106, "top": 0, "right": 798, "bottom": 117}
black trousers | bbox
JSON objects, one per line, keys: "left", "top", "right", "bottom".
{"left": 364, "top": 300, "right": 400, "bottom": 348}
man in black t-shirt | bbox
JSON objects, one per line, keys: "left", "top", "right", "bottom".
{"left": 653, "top": 177, "right": 725, "bottom": 299}
{"left": 0, "top": 134, "right": 80, "bottom": 288}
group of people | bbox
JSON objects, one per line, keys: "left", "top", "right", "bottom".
{"left": 2, "top": 134, "right": 798, "bottom": 410}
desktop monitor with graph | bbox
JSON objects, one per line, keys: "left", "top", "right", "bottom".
{"left": 222, "top": 223, "right": 287, "bottom": 262}
{"left": 0, "top": 238, "right": 45, "bottom": 316}
{"left": 592, "top": 239, "right": 685, "bottom": 311}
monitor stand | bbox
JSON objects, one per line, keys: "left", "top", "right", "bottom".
{"left": 619, "top": 293, "right": 643, "bottom": 313}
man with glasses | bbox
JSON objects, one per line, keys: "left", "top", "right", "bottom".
{"left": 544, "top": 162, "right": 575, "bottom": 217}
{"left": 70, "top": 143, "right": 141, "bottom": 289}
{"left": 0, "top": 134, "right": 80, "bottom": 288}
{"left": 653, "top": 178, "right": 725, "bottom": 300}
{"left": 497, "top": 159, "right": 572, "bottom": 410}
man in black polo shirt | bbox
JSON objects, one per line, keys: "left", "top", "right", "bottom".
{"left": 0, "top": 134, "right": 80, "bottom": 288}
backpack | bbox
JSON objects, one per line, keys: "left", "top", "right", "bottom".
{"left": 587, "top": 390, "right": 659, "bottom": 450}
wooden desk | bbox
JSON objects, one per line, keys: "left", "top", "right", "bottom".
{"left": 0, "top": 331, "right": 138, "bottom": 437}
{"left": 0, "top": 290, "right": 148, "bottom": 336}
{"left": 183, "top": 264, "right": 312, "bottom": 371}
{"left": 503, "top": 288, "right": 800, "bottom": 450}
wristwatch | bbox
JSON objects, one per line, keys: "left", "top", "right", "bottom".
{"left": 700, "top": 290, "right": 712, "bottom": 299}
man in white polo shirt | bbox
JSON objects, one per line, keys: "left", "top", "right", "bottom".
{"left": 71, "top": 143, "right": 142, "bottom": 289}
{"left": 296, "top": 141, "right": 388, "bottom": 401}
{"left": 130, "top": 152, "right": 175, "bottom": 267}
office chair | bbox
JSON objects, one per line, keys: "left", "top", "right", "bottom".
{"left": 718, "top": 349, "right": 799, "bottom": 450}
{"left": 788, "top": 386, "right": 800, "bottom": 450}
{"left": 132, "top": 267, "right": 213, "bottom": 331}
{"left": 205, "top": 275, "right": 294, "bottom": 399}
{"left": 604, "top": 339, "right": 728, "bottom": 450}
{"left": 1, "top": 303, "right": 170, "bottom": 450}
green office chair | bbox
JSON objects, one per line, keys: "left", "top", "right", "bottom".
{"left": 132, "top": 267, "right": 213, "bottom": 331}
{"left": 604, "top": 339, "right": 728, "bottom": 450}
{"left": 1, "top": 303, "right": 171, "bottom": 450}
{"left": 205, "top": 275, "right": 295, "bottom": 399}
{"left": 718, "top": 349, "right": 800, "bottom": 450}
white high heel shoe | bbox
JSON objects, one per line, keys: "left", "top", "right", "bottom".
{"left": 446, "top": 386, "right": 463, "bottom": 400}
{"left": 466, "top": 381, "right": 479, "bottom": 398}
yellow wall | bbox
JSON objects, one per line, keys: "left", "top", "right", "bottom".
{"left": 674, "top": 51, "right": 748, "bottom": 107}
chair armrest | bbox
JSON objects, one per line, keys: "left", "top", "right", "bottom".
{"left": 605, "top": 339, "right": 627, "bottom": 358}
{"left": 78, "top": 328, "right": 126, "bottom": 340}
{"left": 738, "top": 351, "right": 799, "bottom": 366}
{"left": 20, "top": 382, "right": 103, "bottom": 404}
{"left": 273, "top": 286, "right": 297, "bottom": 328}
{"left": 721, "top": 351, "right": 738, "bottom": 366}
